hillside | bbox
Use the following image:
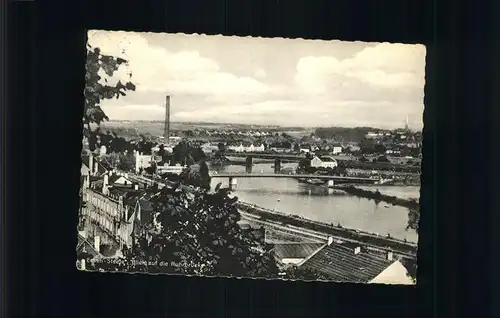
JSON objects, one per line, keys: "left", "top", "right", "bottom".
{"left": 314, "top": 127, "right": 390, "bottom": 143}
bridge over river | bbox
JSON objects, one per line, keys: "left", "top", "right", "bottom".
{"left": 210, "top": 172, "right": 380, "bottom": 189}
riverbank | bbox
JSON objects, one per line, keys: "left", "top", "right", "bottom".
{"left": 236, "top": 201, "right": 417, "bottom": 256}
{"left": 335, "top": 185, "right": 419, "bottom": 209}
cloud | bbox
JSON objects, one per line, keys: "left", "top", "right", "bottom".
{"left": 254, "top": 68, "right": 267, "bottom": 78}
{"left": 88, "top": 31, "right": 273, "bottom": 100}
{"left": 88, "top": 31, "right": 425, "bottom": 129}
{"left": 294, "top": 43, "right": 426, "bottom": 95}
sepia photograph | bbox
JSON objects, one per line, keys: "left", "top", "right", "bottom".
{"left": 77, "top": 30, "right": 425, "bottom": 284}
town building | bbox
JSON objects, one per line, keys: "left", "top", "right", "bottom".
{"left": 310, "top": 156, "right": 338, "bottom": 169}
{"left": 331, "top": 144, "right": 343, "bottom": 155}
{"left": 299, "top": 144, "right": 311, "bottom": 153}
{"left": 228, "top": 142, "right": 245, "bottom": 152}
{"left": 134, "top": 151, "right": 157, "bottom": 173}
{"left": 269, "top": 142, "right": 292, "bottom": 153}
{"left": 158, "top": 136, "right": 182, "bottom": 144}
{"left": 297, "top": 242, "right": 414, "bottom": 284}
{"left": 156, "top": 164, "right": 187, "bottom": 175}
{"left": 251, "top": 143, "right": 265, "bottom": 152}
{"left": 80, "top": 167, "right": 156, "bottom": 253}
{"left": 227, "top": 142, "right": 265, "bottom": 153}
{"left": 82, "top": 152, "right": 112, "bottom": 178}
{"left": 76, "top": 232, "right": 101, "bottom": 270}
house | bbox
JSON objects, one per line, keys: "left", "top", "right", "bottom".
{"left": 81, "top": 161, "right": 91, "bottom": 189}
{"left": 134, "top": 151, "right": 156, "bottom": 173}
{"left": 76, "top": 232, "right": 101, "bottom": 270}
{"left": 299, "top": 143, "right": 312, "bottom": 153}
{"left": 386, "top": 149, "right": 402, "bottom": 155}
{"left": 298, "top": 242, "right": 414, "bottom": 285}
{"left": 82, "top": 153, "right": 111, "bottom": 177}
{"left": 108, "top": 173, "right": 134, "bottom": 186}
{"left": 201, "top": 144, "right": 219, "bottom": 155}
{"left": 169, "top": 136, "right": 182, "bottom": 143}
{"left": 156, "top": 164, "right": 186, "bottom": 175}
{"left": 310, "top": 156, "right": 338, "bottom": 169}
{"left": 151, "top": 145, "right": 173, "bottom": 155}
{"left": 76, "top": 232, "right": 100, "bottom": 259}
{"left": 331, "top": 144, "right": 343, "bottom": 155}
{"left": 270, "top": 143, "right": 289, "bottom": 153}
{"left": 228, "top": 142, "right": 245, "bottom": 153}
{"left": 405, "top": 142, "right": 420, "bottom": 149}
{"left": 252, "top": 143, "right": 265, "bottom": 152}
{"left": 83, "top": 175, "right": 154, "bottom": 249}
{"left": 99, "top": 145, "right": 107, "bottom": 156}
{"left": 272, "top": 243, "right": 325, "bottom": 265}
{"left": 242, "top": 142, "right": 254, "bottom": 152}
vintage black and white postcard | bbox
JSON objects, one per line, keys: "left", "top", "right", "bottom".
{"left": 78, "top": 30, "right": 424, "bottom": 284}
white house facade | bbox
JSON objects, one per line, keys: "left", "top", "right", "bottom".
{"left": 310, "top": 156, "right": 338, "bottom": 169}
{"left": 331, "top": 146, "right": 343, "bottom": 155}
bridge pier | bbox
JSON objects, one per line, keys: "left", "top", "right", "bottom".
{"left": 229, "top": 177, "right": 238, "bottom": 190}
{"left": 274, "top": 159, "right": 281, "bottom": 174}
{"left": 245, "top": 156, "right": 253, "bottom": 173}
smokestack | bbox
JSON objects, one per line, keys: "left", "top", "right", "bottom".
{"left": 164, "top": 95, "right": 171, "bottom": 143}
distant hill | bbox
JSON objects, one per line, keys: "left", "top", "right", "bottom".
{"left": 102, "top": 120, "right": 398, "bottom": 143}
{"left": 104, "top": 120, "right": 309, "bottom": 133}
{"left": 314, "top": 127, "right": 390, "bottom": 143}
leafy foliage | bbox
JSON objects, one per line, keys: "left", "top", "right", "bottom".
{"left": 283, "top": 266, "right": 330, "bottom": 280}
{"left": 84, "top": 45, "right": 136, "bottom": 150}
{"left": 406, "top": 207, "right": 420, "bottom": 233}
{"left": 179, "top": 162, "right": 211, "bottom": 190}
{"left": 169, "top": 141, "right": 206, "bottom": 166}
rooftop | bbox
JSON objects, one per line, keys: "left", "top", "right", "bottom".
{"left": 76, "top": 234, "right": 100, "bottom": 258}
{"left": 299, "top": 243, "right": 394, "bottom": 283}
{"left": 319, "top": 156, "right": 336, "bottom": 162}
{"left": 273, "top": 243, "right": 325, "bottom": 259}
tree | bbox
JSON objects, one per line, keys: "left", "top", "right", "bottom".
{"left": 180, "top": 162, "right": 211, "bottom": 190}
{"left": 406, "top": 207, "right": 420, "bottom": 233}
{"left": 117, "top": 151, "right": 136, "bottom": 171}
{"left": 84, "top": 45, "right": 136, "bottom": 151}
{"left": 217, "top": 142, "right": 226, "bottom": 154}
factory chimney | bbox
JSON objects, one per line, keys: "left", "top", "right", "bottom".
{"left": 164, "top": 95, "right": 171, "bottom": 143}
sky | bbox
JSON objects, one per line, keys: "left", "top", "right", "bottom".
{"left": 87, "top": 30, "right": 426, "bottom": 129}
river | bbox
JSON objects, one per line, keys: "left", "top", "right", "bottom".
{"left": 209, "top": 163, "right": 419, "bottom": 243}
